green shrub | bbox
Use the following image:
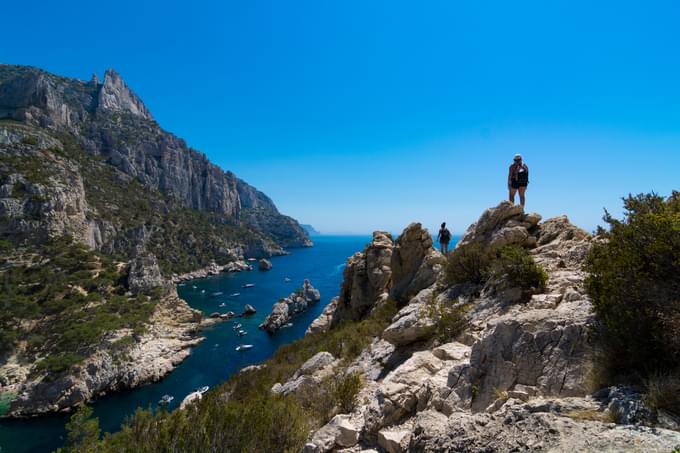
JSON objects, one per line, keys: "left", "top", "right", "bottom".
{"left": 491, "top": 245, "right": 548, "bottom": 293}
{"left": 57, "top": 405, "right": 101, "bottom": 453}
{"left": 444, "top": 242, "right": 493, "bottom": 285}
{"left": 585, "top": 192, "right": 680, "bottom": 377}
{"left": 21, "top": 135, "right": 38, "bottom": 146}
{"left": 424, "top": 297, "right": 469, "bottom": 343}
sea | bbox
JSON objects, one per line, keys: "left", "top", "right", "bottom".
{"left": 0, "top": 235, "right": 375, "bottom": 453}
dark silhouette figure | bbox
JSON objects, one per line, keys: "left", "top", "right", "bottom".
{"left": 437, "top": 222, "right": 452, "bottom": 255}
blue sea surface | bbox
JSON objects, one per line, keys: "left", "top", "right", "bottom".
{"left": 0, "top": 235, "right": 370, "bottom": 453}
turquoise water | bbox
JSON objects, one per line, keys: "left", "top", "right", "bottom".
{"left": 0, "top": 235, "right": 370, "bottom": 453}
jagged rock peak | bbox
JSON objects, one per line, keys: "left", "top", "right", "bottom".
{"left": 90, "top": 72, "right": 99, "bottom": 85}
{"left": 97, "top": 68, "right": 153, "bottom": 120}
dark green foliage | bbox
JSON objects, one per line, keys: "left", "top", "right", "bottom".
{"left": 0, "top": 236, "right": 158, "bottom": 376}
{"left": 83, "top": 299, "right": 399, "bottom": 452}
{"left": 585, "top": 192, "right": 680, "bottom": 378}
{"left": 57, "top": 405, "right": 101, "bottom": 453}
{"left": 444, "top": 242, "right": 493, "bottom": 285}
{"left": 20, "top": 135, "right": 38, "bottom": 146}
{"left": 444, "top": 242, "right": 547, "bottom": 298}
{"left": 491, "top": 245, "right": 548, "bottom": 293}
{"left": 425, "top": 298, "right": 470, "bottom": 343}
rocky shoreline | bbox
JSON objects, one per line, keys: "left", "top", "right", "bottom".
{"left": 0, "top": 257, "right": 243, "bottom": 419}
{"left": 171, "top": 260, "right": 253, "bottom": 283}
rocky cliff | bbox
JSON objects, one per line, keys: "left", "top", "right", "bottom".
{"left": 0, "top": 64, "right": 311, "bottom": 257}
{"left": 0, "top": 64, "right": 311, "bottom": 417}
{"left": 297, "top": 202, "right": 680, "bottom": 452}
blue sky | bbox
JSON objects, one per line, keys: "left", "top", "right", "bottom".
{"left": 2, "top": 0, "right": 679, "bottom": 234}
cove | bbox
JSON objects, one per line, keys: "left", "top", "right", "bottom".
{"left": 0, "top": 235, "right": 369, "bottom": 453}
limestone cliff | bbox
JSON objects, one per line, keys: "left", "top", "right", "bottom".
{"left": 0, "top": 64, "right": 311, "bottom": 256}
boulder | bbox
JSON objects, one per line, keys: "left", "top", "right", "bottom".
{"left": 390, "top": 223, "right": 444, "bottom": 303}
{"left": 378, "top": 429, "right": 411, "bottom": 453}
{"left": 243, "top": 304, "right": 256, "bottom": 315}
{"left": 383, "top": 288, "right": 437, "bottom": 346}
{"left": 258, "top": 258, "right": 272, "bottom": 271}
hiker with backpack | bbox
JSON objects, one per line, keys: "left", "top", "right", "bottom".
{"left": 437, "top": 222, "right": 452, "bottom": 254}
{"left": 508, "top": 154, "right": 529, "bottom": 208}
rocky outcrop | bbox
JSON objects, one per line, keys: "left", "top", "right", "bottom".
{"left": 258, "top": 258, "right": 272, "bottom": 270}
{"left": 260, "top": 282, "right": 321, "bottom": 332}
{"left": 171, "top": 260, "right": 252, "bottom": 283}
{"left": 127, "top": 252, "right": 168, "bottom": 294}
{"left": 272, "top": 352, "right": 337, "bottom": 397}
{"left": 97, "top": 69, "right": 152, "bottom": 120}
{"left": 300, "top": 202, "right": 680, "bottom": 452}
{"left": 4, "top": 293, "right": 204, "bottom": 417}
{"left": 390, "top": 223, "right": 445, "bottom": 303}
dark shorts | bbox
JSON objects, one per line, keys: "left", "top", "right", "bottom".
{"left": 511, "top": 180, "right": 528, "bottom": 189}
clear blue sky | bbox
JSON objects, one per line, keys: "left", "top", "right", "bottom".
{"left": 2, "top": 0, "right": 679, "bottom": 234}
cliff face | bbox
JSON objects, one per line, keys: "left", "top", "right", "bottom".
{"left": 0, "top": 64, "right": 311, "bottom": 253}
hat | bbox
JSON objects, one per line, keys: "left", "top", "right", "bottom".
{"left": 513, "top": 154, "right": 522, "bottom": 161}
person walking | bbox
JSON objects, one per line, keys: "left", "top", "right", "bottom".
{"left": 508, "top": 154, "right": 529, "bottom": 208}
{"left": 437, "top": 222, "right": 452, "bottom": 255}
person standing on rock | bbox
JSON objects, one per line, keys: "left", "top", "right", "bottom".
{"left": 437, "top": 222, "right": 452, "bottom": 255}
{"left": 508, "top": 154, "right": 529, "bottom": 208}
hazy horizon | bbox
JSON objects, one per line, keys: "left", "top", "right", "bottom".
{"left": 3, "top": 0, "right": 678, "bottom": 234}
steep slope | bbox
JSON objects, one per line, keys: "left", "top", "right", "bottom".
{"left": 0, "top": 64, "right": 311, "bottom": 417}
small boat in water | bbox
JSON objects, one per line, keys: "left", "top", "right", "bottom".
{"left": 232, "top": 323, "right": 242, "bottom": 330}
{"left": 242, "top": 283, "right": 255, "bottom": 288}
{"left": 247, "top": 258, "right": 257, "bottom": 262}
{"left": 282, "top": 322, "right": 293, "bottom": 328}
{"left": 284, "top": 277, "right": 291, "bottom": 282}
{"left": 235, "top": 344, "right": 253, "bottom": 351}
{"left": 198, "top": 386, "right": 209, "bottom": 394}
{"left": 201, "top": 289, "right": 206, "bottom": 294}
{"left": 218, "top": 302, "right": 226, "bottom": 308}
{"left": 229, "top": 292, "right": 241, "bottom": 297}
{"left": 212, "top": 292, "right": 223, "bottom": 296}
{"left": 192, "top": 285, "right": 197, "bottom": 289}
{"left": 159, "top": 394, "right": 174, "bottom": 405}
{"left": 237, "top": 329, "right": 247, "bottom": 336}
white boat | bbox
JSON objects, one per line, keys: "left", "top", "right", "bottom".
{"left": 235, "top": 344, "right": 253, "bottom": 351}
{"left": 247, "top": 258, "right": 257, "bottom": 262}
{"left": 284, "top": 277, "right": 291, "bottom": 282}
{"left": 237, "top": 330, "right": 247, "bottom": 336}
{"left": 229, "top": 292, "right": 241, "bottom": 297}
{"left": 218, "top": 303, "right": 226, "bottom": 308}
{"left": 212, "top": 292, "right": 223, "bottom": 296}
{"left": 198, "top": 386, "right": 209, "bottom": 394}
{"left": 178, "top": 283, "right": 186, "bottom": 286}
{"left": 192, "top": 285, "right": 197, "bottom": 289}
{"left": 242, "top": 283, "right": 255, "bottom": 288}
{"left": 159, "top": 394, "right": 174, "bottom": 405}
{"left": 282, "top": 322, "right": 293, "bottom": 328}
{"left": 201, "top": 289, "right": 206, "bottom": 294}
{"left": 232, "top": 323, "right": 242, "bottom": 330}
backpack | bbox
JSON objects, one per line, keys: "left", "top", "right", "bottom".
{"left": 440, "top": 228, "right": 451, "bottom": 242}
{"left": 515, "top": 164, "right": 529, "bottom": 184}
